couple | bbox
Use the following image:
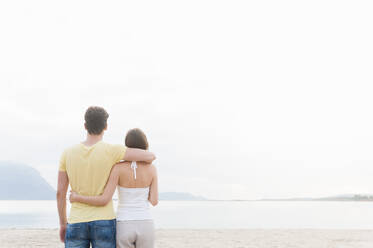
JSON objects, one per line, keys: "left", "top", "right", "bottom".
{"left": 57, "top": 106, "right": 158, "bottom": 248}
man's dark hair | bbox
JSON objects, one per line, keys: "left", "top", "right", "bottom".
{"left": 84, "top": 106, "right": 109, "bottom": 135}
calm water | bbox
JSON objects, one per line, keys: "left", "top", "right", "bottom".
{"left": 0, "top": 200, "right": 373, "bottom": 229}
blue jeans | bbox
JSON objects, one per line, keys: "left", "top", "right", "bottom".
{"left": 65, "top": 219, "right": 116, "bottom": 248}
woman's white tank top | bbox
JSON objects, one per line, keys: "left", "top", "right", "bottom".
{"left": 116, "top": 162, "right": 152, "bottom": 221}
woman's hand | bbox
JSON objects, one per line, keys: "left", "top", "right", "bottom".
{"left": 69, "top": 190, "right": 79, "bottom": 203}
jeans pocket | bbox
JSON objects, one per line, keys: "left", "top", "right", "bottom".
{"left": 66, "top": 223, "right": 87, "bottom": 240}
{"left": 93, "top": 225, "right": 115, "bottom": 242}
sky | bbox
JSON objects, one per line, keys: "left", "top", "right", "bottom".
{"left": 1, "top": 0, "right": 373, "bottom": 200}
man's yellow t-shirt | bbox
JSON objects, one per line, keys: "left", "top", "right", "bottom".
{"left": 59, "top": 141, "right": 126, "bottom": 224}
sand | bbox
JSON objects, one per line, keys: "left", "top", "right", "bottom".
{"left": 0, "top": 229, "right": 373, "bottom": 248}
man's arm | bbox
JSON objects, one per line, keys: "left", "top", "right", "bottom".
{"left": 124, "top": 148, "right": 156, "bottom": 163}
{"left": 56, "top": 171, "right": 69, "bottom": 243}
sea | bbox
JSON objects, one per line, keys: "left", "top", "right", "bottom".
{"left": 0, "top": 200, "right": 372, "bottom": 229}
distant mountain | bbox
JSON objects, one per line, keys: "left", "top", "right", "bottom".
{"left": 159, "top": 192, "right": 207, "bottom": 201}
{"left": 318, "top": 194, "right": 373, "bottom": 201}
{"left": 260, "top": 194, "right": 373, "bottom": 202}
{"left": 0, "top": 161, "right": 208, "bottom": 201}
{"left": 0, "top": 161, "right": 56, "bottom": 200}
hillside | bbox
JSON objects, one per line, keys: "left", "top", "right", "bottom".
{"left": 0, "top": 161, "right": 208, "bottom": 201}
{"left": 260, "top": 194, "right": 373, "bottom": 202}
{"left": 0, "top": 161, "right": 56, "bottom": 200}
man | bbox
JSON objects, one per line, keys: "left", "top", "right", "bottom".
{"left": 57, "top": 106, "right": 156, "bottom": 247}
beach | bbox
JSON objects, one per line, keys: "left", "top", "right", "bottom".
{"left": 0, "top": 229, "right": 373, "bottom": 248}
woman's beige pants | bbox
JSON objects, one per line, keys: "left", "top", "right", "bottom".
{"left": 116, "top": 220, "right": 155, "bottom": 248}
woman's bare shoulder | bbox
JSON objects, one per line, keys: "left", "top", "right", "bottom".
{"left": 115, "top": 161, "right": 132, "bottom": 169}
{"left": 136, "top": 162, "right": 156, "bottom": 173}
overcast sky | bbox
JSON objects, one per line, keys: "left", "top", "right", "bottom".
{"left": 1, "top": 0, "right": 373, "bottom": 200}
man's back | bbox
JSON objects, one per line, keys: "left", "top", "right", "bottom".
{"left": 59, "top": 141, "right": 126, "bottom": 224}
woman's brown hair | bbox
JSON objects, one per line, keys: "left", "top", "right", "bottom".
{"left": 125, "top": 128, "right": 149, "bottom": 150}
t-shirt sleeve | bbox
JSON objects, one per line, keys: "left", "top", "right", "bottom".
{"left": 110, "top": 144, "right": 127, "bottom": 164}
{"left": 59, "top": 150, "right": 67, "bottom": 172}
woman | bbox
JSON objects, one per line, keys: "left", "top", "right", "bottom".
{"left": 70, "top": 128, "right": 158, "bottom": 248}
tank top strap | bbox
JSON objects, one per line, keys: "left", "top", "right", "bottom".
{"left": 130, "top": 161, "right": 137, "bottom": 179}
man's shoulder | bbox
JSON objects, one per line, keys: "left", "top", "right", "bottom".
{"left": 62, "top": 143, "right": 82, "bottom": 154}
{"left": 101, "top": 142, "right": 126, "bottom": 152}
{"left": 100, "top": 142, "right": 124, "bottom": 147}
{"left": 63, "top": 142, "right": 125, "bottom": 155}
